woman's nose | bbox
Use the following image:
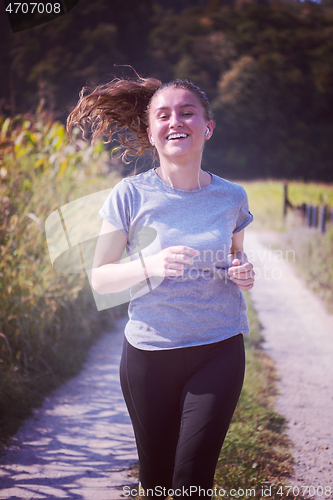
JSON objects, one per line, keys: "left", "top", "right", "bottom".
{"left": 169, "top": 112, "right": 183, "bottom": 128}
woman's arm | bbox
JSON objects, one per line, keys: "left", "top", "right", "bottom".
{"left": 228, "top": 229, "right": 255, "bottom": 291}
{"left": 91, "top": 219, "right": 199, "bottom": 294}
{"left": 91, "top": 219, "right": 148, "bottom": 294}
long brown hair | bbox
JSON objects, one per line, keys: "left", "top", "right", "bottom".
{"left": 67, "top": 75, "right": 213, "bottom": 161}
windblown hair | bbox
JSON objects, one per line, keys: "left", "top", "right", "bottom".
{"left": 67, "top": 75, "right": 213, "bottom": 161}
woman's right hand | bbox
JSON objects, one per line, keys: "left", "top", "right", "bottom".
{"left": 144, "top": 246, "right": 199, "bottom": 278}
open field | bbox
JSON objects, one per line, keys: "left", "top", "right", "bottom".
{"left": 240, "top": 180, "right": 333, "bottom": 232}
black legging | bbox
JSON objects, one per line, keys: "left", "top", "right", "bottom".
{"left": 120, "top": 334, "right": 245, "bottom": 500}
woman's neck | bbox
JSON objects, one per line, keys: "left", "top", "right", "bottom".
{"left": 155, "top": 162, "right": 212, "bottom": 191}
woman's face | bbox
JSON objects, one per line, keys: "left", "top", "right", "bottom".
{"left": 147, "top": 87, "right": 213, "bottom": 165}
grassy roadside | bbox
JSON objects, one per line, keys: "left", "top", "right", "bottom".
{"left": 240, "top": 180, "right": 333, "bottom": 314}
{"left": 125, "top": 293, "right": 296, "bottom": 500}
{"left": 0, "top": 113, "right": 123, "bottom": 445}
{"left": 281, "top": 224, "right": 333, "bottom": 314}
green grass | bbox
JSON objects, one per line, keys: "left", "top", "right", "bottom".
{"left": 239, "top": 181, "right": 287, "bottom": 232}
{"left": 285, "top": 182, "right": 333, "bottom": 208}
{"left": 239, "top": 180, "right": 333, "bottom": 232}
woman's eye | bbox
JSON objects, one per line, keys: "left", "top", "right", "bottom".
{"left": 183, "top": 112, "right": 193, "bottom": 116}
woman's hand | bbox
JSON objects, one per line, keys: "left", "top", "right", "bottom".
{"left": 228, "top": 254, "right": 255, "bottom": 291}
{"left": 145, "top": 246, "right": 199, "bottom": 278}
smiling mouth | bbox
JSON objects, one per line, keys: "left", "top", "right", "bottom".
{"left": 167, "top": 133, "right": 188, "bottom": 141}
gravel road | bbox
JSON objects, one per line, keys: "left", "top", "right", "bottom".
{"left": 0, "top": 231, "right": 332, "bottom": 499}
{"left": 245, "top": 231, "right": 333, "bottom": 499}
{"left": 0, "top": 315, "right": 138, "bottom": 499}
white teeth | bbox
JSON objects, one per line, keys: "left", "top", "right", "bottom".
{"left": 167, "top": 133, "right": 188, "bottom": 140}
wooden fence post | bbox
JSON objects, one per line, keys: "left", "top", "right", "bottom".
{"left": 320, "top": 205, "right": 326, "bottom": 233}
{"left": 283, "top": 183, "right": 293, "bottom": 219}
{"left": 305, "top": 204, "right": 312, "bottom": 227}
{"left": 311, "top": 206, "right": 318, "bottom": 228}
{"left": 283, "top": 194, "right": 329, "bottom": 233}
{"left": 283, "top": 183, "right": 288, "bottom": 219}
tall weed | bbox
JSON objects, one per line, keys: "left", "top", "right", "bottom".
{"left": 0, "top": 111, "right": 122, "bottom": 441}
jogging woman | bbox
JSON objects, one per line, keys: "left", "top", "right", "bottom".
{"left": 67, "top": 76, "right": 255, "bottom": 500}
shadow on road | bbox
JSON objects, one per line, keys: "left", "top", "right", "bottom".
{"left": 0, "top": 316, "right": 138, "bottom": 500}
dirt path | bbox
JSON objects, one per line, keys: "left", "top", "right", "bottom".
{"left": 246, "top": 231, "right": 333, "bottom": 499}
{"left": 0, "top": 315, "right": 138, "bottom": 500}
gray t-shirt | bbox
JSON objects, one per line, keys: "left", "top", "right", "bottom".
{"left": 99, "top": 168, "right": 253, "bottom": 350}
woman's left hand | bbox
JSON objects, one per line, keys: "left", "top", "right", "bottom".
{"left": 228, "top": 258, "right": 255, "bottom": 291}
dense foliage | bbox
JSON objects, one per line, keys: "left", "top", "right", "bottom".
{"left": 0, "top": 0, "right": 333, "bottom": 178}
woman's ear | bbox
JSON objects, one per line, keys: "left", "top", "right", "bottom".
{"left": 205, "top": 120, "right": 214, "bottom": 140}
{"left": 147, "top": 128, "right": 154, "bottom": 146}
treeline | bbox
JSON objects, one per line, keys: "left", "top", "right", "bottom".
{"left": 1, "top": 0, "right": 333, "bottom": 180}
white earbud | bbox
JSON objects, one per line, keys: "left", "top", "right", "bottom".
{"left": 205, "top": 128, "right": 209, "bottom": 137}
{"left": 150, "top": 137, "right": 155, "bottom": 146}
